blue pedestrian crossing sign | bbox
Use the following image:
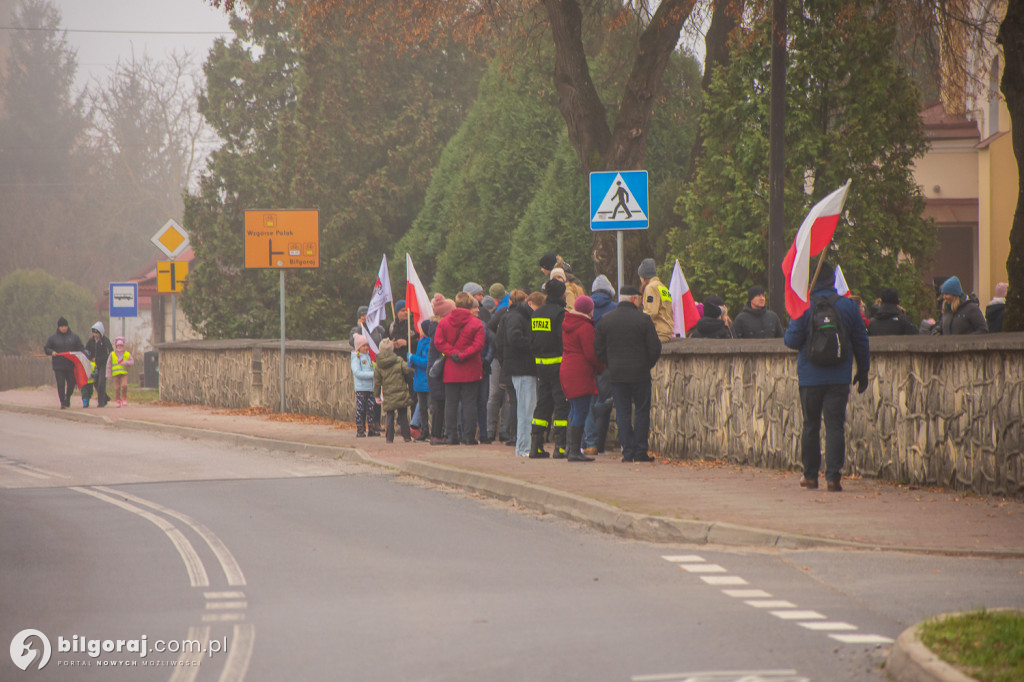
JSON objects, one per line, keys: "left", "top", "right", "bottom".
{"left": 590, "top": 170, "right": 649, "bottom": 230}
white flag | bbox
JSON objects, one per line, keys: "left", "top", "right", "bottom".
{"left": 366, "top": 254, "right": 392, "bottom": 332}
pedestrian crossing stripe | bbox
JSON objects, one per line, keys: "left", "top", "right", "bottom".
{"left": 590, "top": 170, "right": 649, "bottom": 230}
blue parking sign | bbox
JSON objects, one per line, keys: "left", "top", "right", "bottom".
{"left": 590, "top": 171, "right": 649, "bottom": 230}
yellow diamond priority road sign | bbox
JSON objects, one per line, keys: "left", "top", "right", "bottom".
{"left": 151, "top": 219, "right": 190, "bottom": 259}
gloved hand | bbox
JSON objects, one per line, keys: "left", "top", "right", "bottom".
{"left": 450, "top": 352, "right": 461, "bottom": 363}
{"left": 853, "top": 372, "right": 868, "bottom": 394}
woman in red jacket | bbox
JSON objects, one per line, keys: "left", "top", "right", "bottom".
{"left": 560, "top": 296, "right": 604, "bottom": 462}
{"left": 434, "top": 291, "right": 486, "bottom": 445}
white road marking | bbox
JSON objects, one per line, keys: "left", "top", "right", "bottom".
{"left": 206, "top": 601, "right": 248, "bottom": 611}
{"left": 218, "top": 624, "right": 256, "bottom": 682}
{"left": 771, "top": 610, "right": 826, "bottom": 620}
{"left": 700, "top": 575, "right": 749, "bottom": 585}
{"left": 722, "top": 589, "right": 773, "bottom": 598}
{"left": 93, "top": 485, "right": 247, "bottom": 586}
{"left": 632, "top": 670, "right": 806, "bottom": 682}
{"left": 205, "top": 591, "right": 246, "bottom": 600}
{"left": 829, "top": 633, "right": 894, "bottom": 644}
{"left": 679, "top": 564, "right": 728, "bottom": 573}
{"left": 202, "top": 613, "right": 247, "bottom": 623}
{"left": 797, "top": 622, "right": 859, "bottom": 631}
{"left": 169, "top": 625, "right": 209, "bottom": 682}
{"left": 662, "top": 555, "right": 706, "bottom": 563}
{"left": 745, "top": 600, "right": 797, "bottom": 608}
{"left": 71, "top": 486, "right": 209, "bottom": 587}
{"left": 0, "top": 463, "right": 50, "bottom": 479}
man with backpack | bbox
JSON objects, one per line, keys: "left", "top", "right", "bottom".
{"left": 784, "top": 263, "right": 870, "bottom": 492}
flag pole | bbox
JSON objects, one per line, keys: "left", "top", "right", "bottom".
{"left": 809, "top": 246, "right": 830, "bottom": 295}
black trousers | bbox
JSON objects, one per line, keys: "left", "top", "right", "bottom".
{"left": 54, "top": 368, "right": 76, "bottom": 407}
{"left": 444, "top": 382, "right": 478, "bottom": 444}
{"left": 532, "top": 364, "right": 568, "bottom": 453}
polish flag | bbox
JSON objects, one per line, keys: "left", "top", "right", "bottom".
{"left": 835, "top": 264, "right": 851, "bottom": 297}
{"left": 55, "top": 351, "right": 93, "bottom": 389}
{"left": 668, "top": 259, "right": 701, "bottom": 337}
{"left": 405, "top": 254, "right": 433, "bottom": 338}
{"left": 781, "top": 180, "right": 851, "bottom": 319}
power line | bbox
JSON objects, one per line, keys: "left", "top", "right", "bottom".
{"left": 0, "top": 26, "right": 232, "bottom": 36}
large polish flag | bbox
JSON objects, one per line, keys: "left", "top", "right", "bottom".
{"left": 55, "top": 351, "right": 93, "bottom": 389}
{"left": 405, "top": 254, "right": 433, "bottom": 338}
{"left": 781, "top": 180, "right": 851, "bottom": 319}
{"left": 668, "top": 259, "right": 701, "bottom": 337}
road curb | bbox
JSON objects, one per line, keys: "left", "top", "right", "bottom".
{"left": 400, "top": 460, "right": 866, "bottom": 550}
{"left": 886, "top": 620, "right": 977, "bottom": 682}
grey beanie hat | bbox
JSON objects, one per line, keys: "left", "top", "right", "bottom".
{"left": 481, "top": 295, "right": 497, "bottom": 311}
{"left": 638, "top": 258, "right": 657, "bottom": 280}
{"left": 591, "top": 274, "right": 615, "bottom": 295}
{"left": 462, "top": 282, "right": 484, "bottom": 297}
{"left": 357, "top": 305, "right": 369, "bottom": 317}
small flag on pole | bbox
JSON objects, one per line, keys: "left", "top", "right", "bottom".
{"left": 835, "top": 264, "right": 851, "bottom": 297}
{"left": 668, "top": 259, "right": 701, "bottom": 337}
{"left": 366, "top": 254, "right": 393, "bottom": 334}
{"left": 405, "top": 254, "right": 433, "bottom": 337}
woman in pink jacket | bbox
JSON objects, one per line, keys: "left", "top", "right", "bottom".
{"left": 560, "top": 296, "right": 604, "bottom": 461}
{"left": 433, "top": 292, "right": 486, "bottom": 445}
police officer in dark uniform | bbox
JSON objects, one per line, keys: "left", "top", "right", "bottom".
{"left": 529, "top": 279, "right": 570, "bottom": 458}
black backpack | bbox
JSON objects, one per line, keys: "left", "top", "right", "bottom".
{"left": 807, "top": 295, "right": 850, "bottom": 366}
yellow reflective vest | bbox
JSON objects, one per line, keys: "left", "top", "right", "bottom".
{"left": 111, "top": 350, "right": 131, "bottom": 376}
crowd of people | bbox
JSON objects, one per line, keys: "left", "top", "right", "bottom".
{"left": 347, "top": 252, "right": 1007, "bottom": 486}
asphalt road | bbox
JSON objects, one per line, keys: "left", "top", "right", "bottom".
{"left": 2, "top": 413, "right": 1022, "bottom": 681}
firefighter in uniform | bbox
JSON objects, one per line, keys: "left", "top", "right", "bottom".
{"left": 638, "top": 258, "right": 675, "bottom": 342}
{"left": 529, "top": 279, "right": 570, "bottom": 458}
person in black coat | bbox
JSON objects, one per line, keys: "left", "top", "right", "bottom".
{"left": 731, "top": 286, "right": 784, "bottom": 338}
{"left": 689, "top": 296, "right": 733, "bottom": 339}
{"left": 43, "top": 317, "right": 84, "bottom": 409}
{"left": 501, "top": 291, "right": 540, "bottom": 456}
{"left": 868, "top": 288, "right": 918, "bottom": 336}
{"left": 594, "top": 286, "right": 662, "bottom": 463}
{"left": 84, "top": 321, "right": 114, "bottom": 406}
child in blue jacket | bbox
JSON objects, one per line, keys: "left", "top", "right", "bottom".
{"left": 406, "top": 320, "right": 433, "bottom": 441}
{"left": 350, "top": 334, "right": 380, "bottom": 437}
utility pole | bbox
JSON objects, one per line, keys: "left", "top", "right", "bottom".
{"left": 768, "top": 0, "right": 787, "bottom": 319}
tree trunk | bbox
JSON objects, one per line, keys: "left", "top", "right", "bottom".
{"left": 998, "top": 2, "right": 1024, "bottom": 331}
{"left": 542, "top": 0, "right": 698, "bottom": 280}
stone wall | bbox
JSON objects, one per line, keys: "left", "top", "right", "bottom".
{"left": 158, "top": 333, "right": 1024, "bottom": 498}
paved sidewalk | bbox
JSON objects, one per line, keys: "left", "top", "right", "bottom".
{"left": 2, "top": 386, "right": 1022, "bottom": 556}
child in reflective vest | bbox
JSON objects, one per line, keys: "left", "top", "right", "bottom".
{"left": 109, "top": 337, "right": 134, "bottom": 407}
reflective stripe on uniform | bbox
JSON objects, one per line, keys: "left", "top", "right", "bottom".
{"left": 535, "top": 356, "right": 562, "bottom": 365}
{"left": 553, "top": 420, "right": 568, "bottom": 428}
{"left": 532, "top": 418, "right": 550, "bottom": 428}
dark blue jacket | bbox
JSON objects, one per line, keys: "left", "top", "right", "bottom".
{"left": 784, "top": 285, "right": 870, "bottom": 386}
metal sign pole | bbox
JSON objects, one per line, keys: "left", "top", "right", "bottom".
{"left": 171, "top": 294, "right": 177, "bottom": 342}
{"left": 616, "top": 230, "right": 624, "bottom": 297}
{"left": 280, "top": 269, "right": 286, "bottom": 413}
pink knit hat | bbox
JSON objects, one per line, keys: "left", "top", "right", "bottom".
{"left": 573, "top": 295, "right": 594, "bottom": 316}
{"left": 114, "top": 336, "right": 126, "bottom": 347}
{"left": 353, "top": 334, "right": 368, "bottom": 349}
{"left": 432, "top": 295, "right": 455, "bottom": 318}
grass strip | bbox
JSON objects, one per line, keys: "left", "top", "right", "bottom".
{"left": 918, "top": 609, "right": 1024, "bottom": 682}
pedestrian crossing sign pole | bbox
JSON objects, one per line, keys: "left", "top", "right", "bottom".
{"left": 590, "top": 170, "right": 649, "bottom": 294}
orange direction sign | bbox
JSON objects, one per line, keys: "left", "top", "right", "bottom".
{"left": 157, "top": 261, "right": 188, "bottom": 293}
{"left": 244, "top": 210, "right": 319, "bottom": 269}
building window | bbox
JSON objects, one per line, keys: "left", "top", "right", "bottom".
{"left": 989, "top": 56, "right": 1000, "bottom": 135}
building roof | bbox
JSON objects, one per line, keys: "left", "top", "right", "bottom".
{"left": 920, "top": 100, "right": 980, "bottom": 140}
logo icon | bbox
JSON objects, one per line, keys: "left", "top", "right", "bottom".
{"left": 10, "top": 629, "right": 51, "bottom": 670}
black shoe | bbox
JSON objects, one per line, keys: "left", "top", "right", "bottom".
{"left": 827, "top": 479, "right": 843, "bottom": 492}
{"left": 464, "top": 439, "right": 479, "bottom": 446}
{"left": 568, "top": 452, "right": 595, "bottom": 462}
{"left": 632, "top": 454, "right": 654, "bottom": 463}
{"left": 528, "top": 451, "right": 550, "bottom": 459}
{"left": 800, "top": 477, "right": 819, "bottom": 489}
{"left": 621, "top": 455, "right": 633, "bottom": 462}
{"left": 356, "top": 432, "right": 366, "bottom": 438}
{"left": 429, "top": 437, "right": 447, "bottom": 446}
